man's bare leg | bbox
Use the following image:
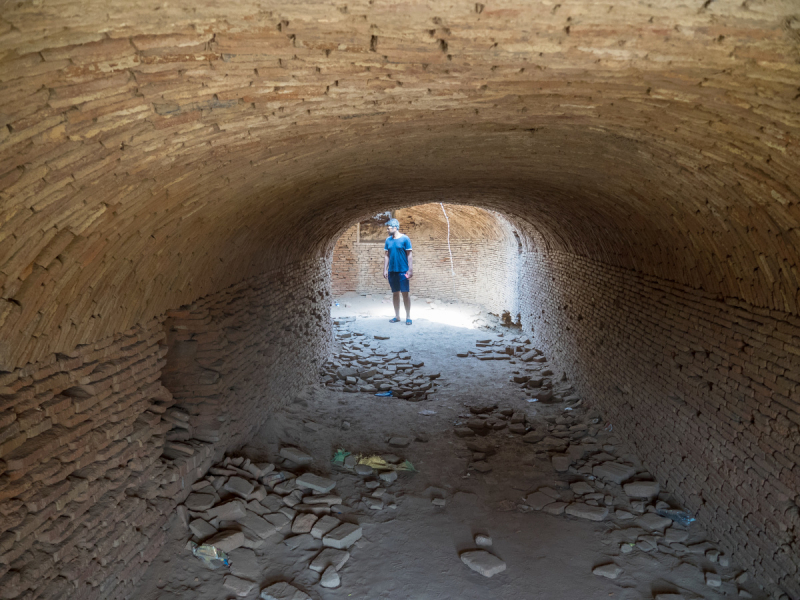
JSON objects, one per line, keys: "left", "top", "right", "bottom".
{"left": 393, "top": 292, "right": 401, "bottom": 319}
{"left": 402, "top": 292, "right": 411, "bottom": 320}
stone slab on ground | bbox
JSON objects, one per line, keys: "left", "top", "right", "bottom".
{"left": 296, "top": 472, "right": 336, "bottom": 493}
{"left": 543, "top": 502, "right": 567, "bottom": 515}
{"left": 551, "top": 455, "right": 571, "bottom": 472}
{"left": 224, "top": 575, "right": 256, "bottom": 597}
{"left": 525, "top": 491, "right": 555, "bottom": 510}
{"left": 292, "top": 513, "right": 318, "bottom": 534}
{"left": 636, "top": 513, "right": 674, "bottom": 531}
{"left": 264, "top": 512, "right": 291, "bottom": 530}
{"left": 260, "top": 582, "right": 311, "bottom": 600}
{"left": 565, "top": 503, "right": 609, "bottom": 521}
{"left": 593, "top": 564, "right": 623, "bottom": 579}
{"left": 570, "top": 482, "right": 594, "bottom": 496}
{"left": 189, "top": 518, "right": 217, "bottom": 540}
{"left": 208, "top": 499, "right": 247, "bottom": 521}
{"left": 323, "top": 523, "right": 363, "bottom": 549}
{"left": 204, "top": 530, "right": 246, "bottom": 552}
{"left": 311, "top": 515, "right": 341, "bottom": 539}
{"left": 460, "top": 550, "right": 507, "bottom": 578}
{"left": 592, "top": 461, "right": 636, "bottom": 484}
{"left": 309, "top": 548, "right": 350, "bottom": 572}
{"left": 320, "top": 565, "right": 341, "bottom": 588}
{"left": 185, "top": 493, "right": 216, "bottom": 512}
{"left": 229, "top": 548, "right": 261, "bottom": 581}
{"left": 225, "top": 476, "right": 256, "bottom": 498}
{"left": 280, "top": 447, "right": 313, "bottom": 465}
{"left": 623, "top": 481, "right": 660, "bottom": 498}
{"left": 239, "top": 511, "right": 278, "bottom": 539}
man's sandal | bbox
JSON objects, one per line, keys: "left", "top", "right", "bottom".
{"left": 389, "top": 317, "right": 401, "bottom": 323}
{"left": 406, "top": 319, "right": 412, "bottom": 326}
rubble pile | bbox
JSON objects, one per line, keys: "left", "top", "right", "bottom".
{"left": 452, "top": 397, "right": 752, "bottom": 597}
{"left": 520, "top": 406, "right": 752, "bottom": 596}
{"left": 333, "top": 449, "right": 412, "bottom": 513}
{"left": 179, "top": 449, "right": 367, "bottom": 596}
{"left": 456, "top": 333, "right": 581, "bottom": 404}
{"left": 320, "top": 318, "right": 441, "bottom": 400}
{"left": 455, "top": 332, "right": 538, "bottom": 362}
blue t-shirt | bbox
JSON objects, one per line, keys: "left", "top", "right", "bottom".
{"left": 384, "top": 234, "right": 412, "bottom": 273}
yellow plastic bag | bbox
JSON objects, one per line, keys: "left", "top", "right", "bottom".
{"left": 332, "top": 448, "right": 416, "bottom": 472}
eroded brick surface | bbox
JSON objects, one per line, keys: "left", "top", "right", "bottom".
{"left": 0, "top": 0, "right": 798, "bottom": 370}
{"left": 161, "top": 258, "right": 330, "bottom": 453}
{"left": 0, "top": 259, "right": 328, "bottom": 599}
{"left": 0, "top": 0, "right": 798, "bottom": 597}
{"left": 521, "top": 247, "right": 800, "bottom": 599}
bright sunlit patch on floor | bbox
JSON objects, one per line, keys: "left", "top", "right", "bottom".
{"left": 330, "top": 294, "right": 483, "bottom": 330}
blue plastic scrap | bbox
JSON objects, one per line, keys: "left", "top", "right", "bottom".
{"left": 374, "top": 391, "right": 393, "bottom": 397}
{"left": 656, "top": 508, "right": 696, "bottom": 527}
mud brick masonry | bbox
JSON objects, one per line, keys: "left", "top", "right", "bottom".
{"left": 0, "top": 0, "right": 799, "bottom": 598}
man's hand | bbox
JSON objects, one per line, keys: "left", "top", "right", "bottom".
{"left": 383, "top": 269, "right": 388, "bottom": 279}
{"left": 405, "top": 270, "right": 413, "bottom": 279}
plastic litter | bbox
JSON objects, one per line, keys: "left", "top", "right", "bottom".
{"left": 332, "top": 448, "right": 417, "bottom": 472}
{"left": 527, "top": 398, "right": 539, "bottom": 403}
{"left": 374, "top": 391, "right": 393, "bottom": 397}
{"left": 192, "top": 543, "right": 230, "bottom": 569}
{"left": 656, "top": 508, "right": 696, "bottom": 527}
{"left": 418, "top": 409, "right": 437, "bottom": 415}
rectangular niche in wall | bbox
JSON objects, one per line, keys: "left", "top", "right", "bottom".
{"left": 358, "top": 211, "right": 392, "bottom": 243}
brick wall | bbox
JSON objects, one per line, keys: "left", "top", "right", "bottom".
{"left": 161, "top": 257, "right": 331, "bottom": 453}
{"left": 0, "top": 258, "right": 330, "bottom": 599}
{"left": 520, "top": 248, "right": 800, "bottom": 599}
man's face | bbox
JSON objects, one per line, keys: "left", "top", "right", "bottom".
{"left": 387, "top": 225, "right": 398, "bottom": 235}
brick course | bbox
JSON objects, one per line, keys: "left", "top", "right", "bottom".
{"left": 0, "top": 0, "right": 798, "bottom": 596}
{"left": 0, "top": 258, "right": 328, "bottom": 599}
{"left": 520, "top": 246, "right": 800, "bottom": 599}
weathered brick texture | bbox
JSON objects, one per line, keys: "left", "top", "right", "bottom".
{"left": 161, "top": 258, "right": 331, "bottom": 454}
{"left": 0, "top": 259, "right": 329, "bottom": 599}
{"left": 1, "top": 0, "right": 798, "bottom": 371}
{"left": 0, "top": 0, "right": 798, "bottom": 597}
{"left": 520, "top": 247, "right": 800, "bottom": 599}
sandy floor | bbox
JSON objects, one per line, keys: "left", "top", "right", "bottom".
{"left": 134, "top": 293, "right": 764, "bottom": 600}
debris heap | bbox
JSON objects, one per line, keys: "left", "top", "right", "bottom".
{"left": 179, "top": 450, "right": 365, "bottom": 596}
{"left": 321, "top": 318, "right": 441, "bottom": 400}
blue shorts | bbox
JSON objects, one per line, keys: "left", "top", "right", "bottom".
{"left": 388, "top": 271, "right": 410, "bottom": 293}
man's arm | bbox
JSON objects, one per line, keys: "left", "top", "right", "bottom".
{"left": 384, "top": 250, "right": 389, "bottom": 278}
{"left": 406, "top": 250, "right": 413, "bottom": 278}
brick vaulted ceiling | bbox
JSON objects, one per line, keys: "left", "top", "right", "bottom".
{"left": 0, "top": 0, "right": 798, "bottom": 369}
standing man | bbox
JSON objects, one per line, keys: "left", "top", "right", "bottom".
{"left": 383, "top": 218, "right": 413, "bottom": 325}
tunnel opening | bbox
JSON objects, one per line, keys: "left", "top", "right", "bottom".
{"left": 331, "top": 203, "right": 523, "bottom": 327}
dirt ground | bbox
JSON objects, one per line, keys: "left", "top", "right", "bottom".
{"left": 134, "top": 293, "right": 764, "bottom": 600}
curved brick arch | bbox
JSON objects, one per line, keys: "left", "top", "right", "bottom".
{"left": 1, "top": 3, "right": 800, "bottom": 597}
{"left": 1, "top": 1, "right": 798, "bottom": 369}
